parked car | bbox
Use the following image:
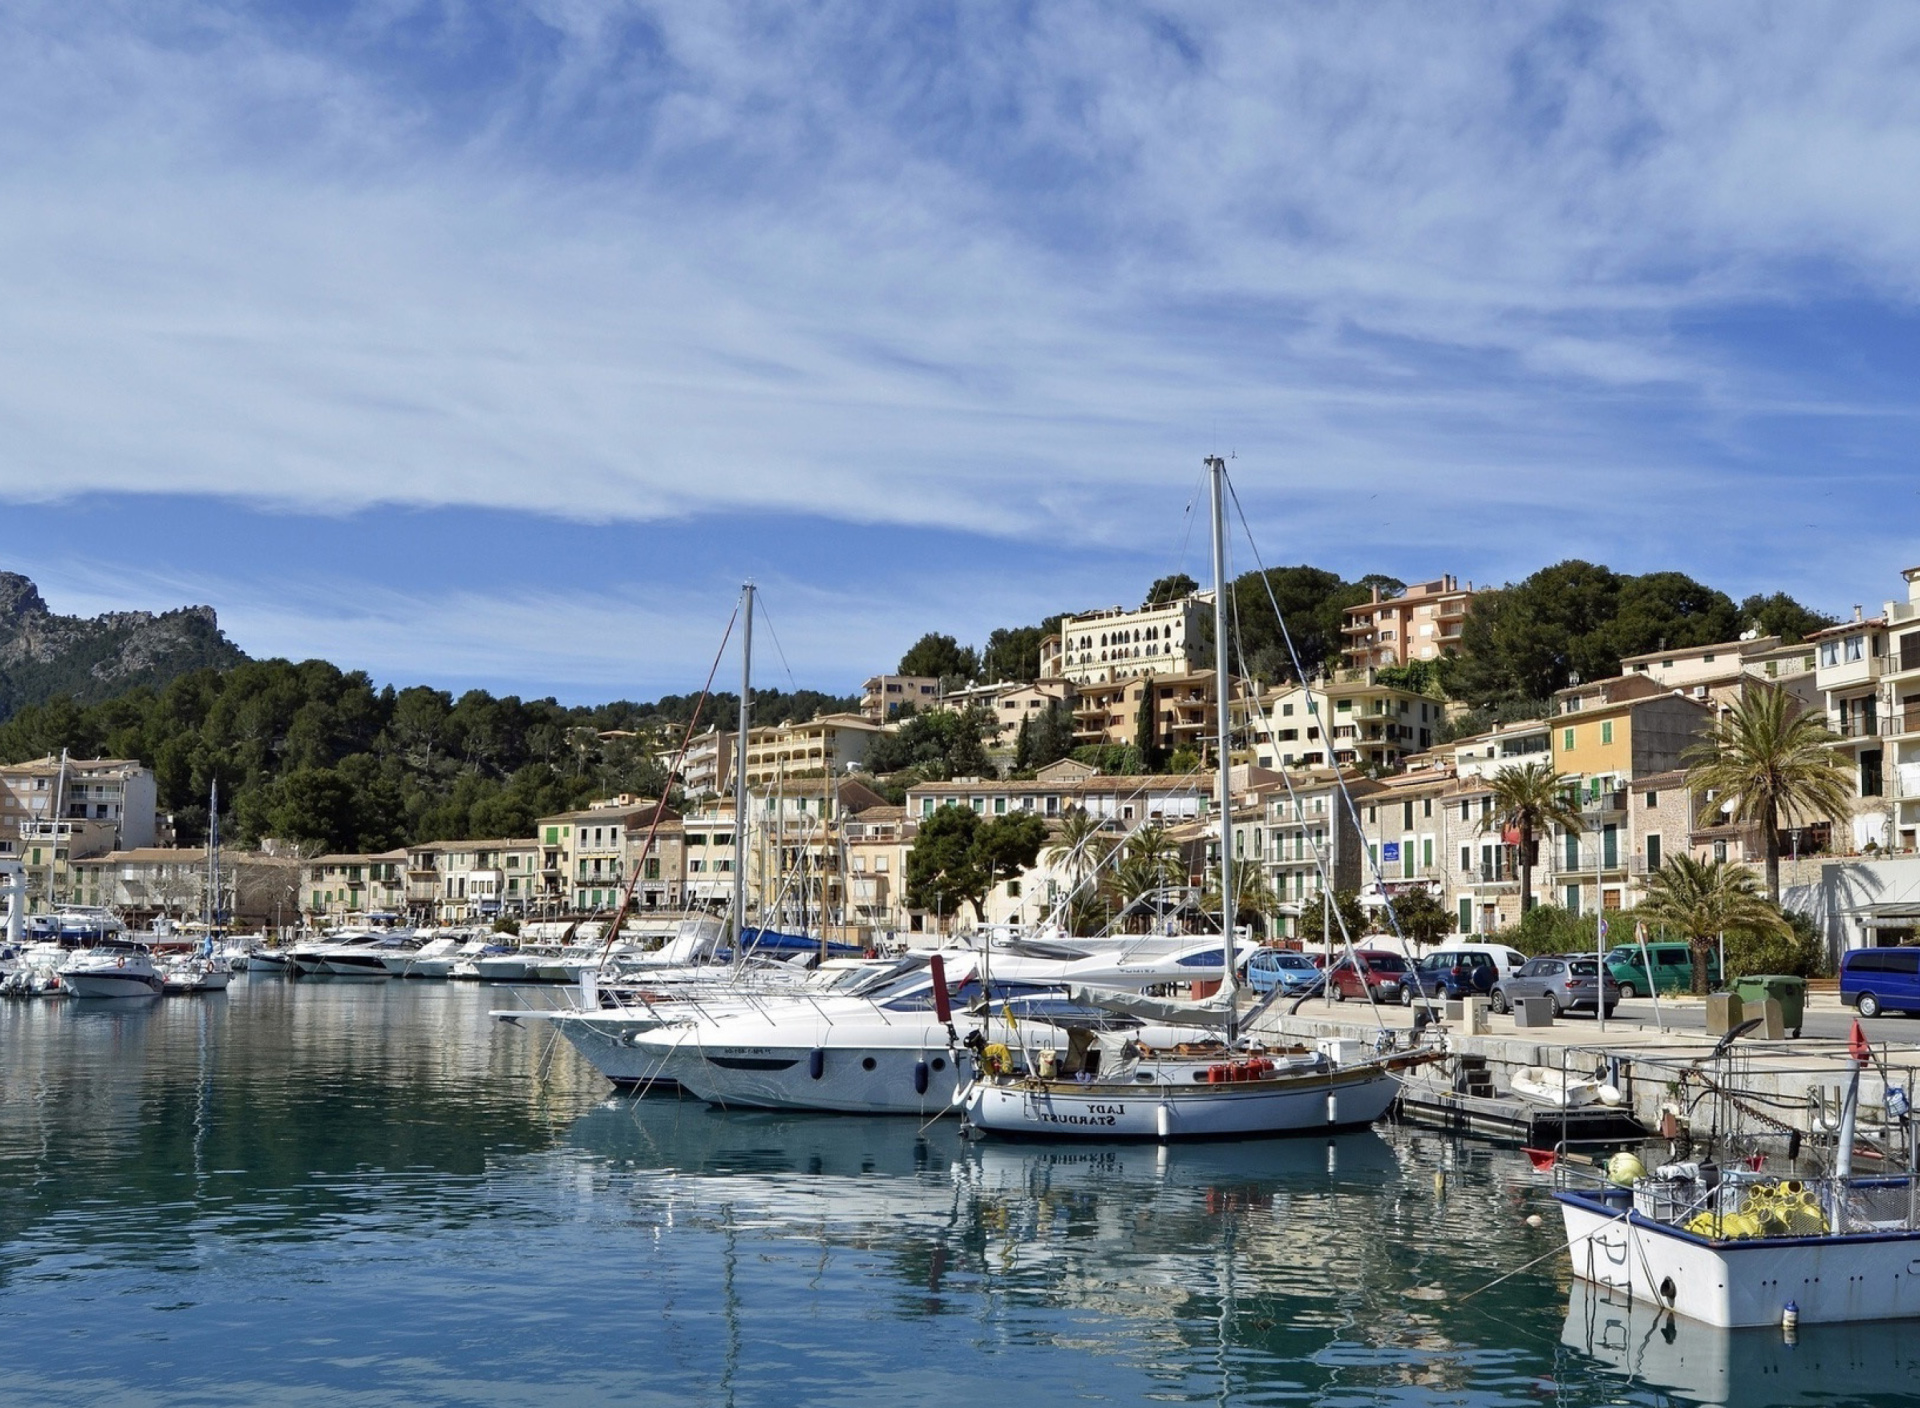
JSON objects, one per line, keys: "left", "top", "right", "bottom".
{"left": 1246, "top": 947, "right": 1326, "bottom": 995}
{"left": 1603, "top": 941, "right": 1720, "bottom": 997}
{"left": 1841, "top": 946, "right": 1920, "bottom": 1018}
{"left": 1429, "top": 942, "right": 1530, "bottom": 980}
{"left": 1491, "top": 955, "right": 1620, "bottom": 1018}
{"left": 1402, "top": 948, "right": 1501, "bottom": 1005}
{"left": 1326, "top": 950, "right": 1410, "bottom": 1004}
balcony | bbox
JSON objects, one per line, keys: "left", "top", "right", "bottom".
{"left": 1468, "top": 864, "right": 1518, "bottom": 887}
{"left": 1834, "top": 715, "right": 1890, "bottom": 740}
{"left": 1578, "top": 789, "right": 1629, "bottom": 815}
{"left": 1550, "top": 847, "right": 1629, "bottom": 876}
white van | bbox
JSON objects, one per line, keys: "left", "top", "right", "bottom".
{"left": 1431, "top": 941, "right": 1529, "bottom": 979}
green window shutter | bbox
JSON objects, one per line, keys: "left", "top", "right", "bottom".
{"left": 1563, "top": 727, "right": 1575, "bottom": 751}
{"left": 1601, "top": 720, "right": 1614, "bottom": 745}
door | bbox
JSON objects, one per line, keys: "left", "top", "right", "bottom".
{"left": 1601, "top": 824, "right": 1618, "bottom": 869}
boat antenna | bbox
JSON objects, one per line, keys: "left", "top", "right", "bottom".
{"left": 1207, "top": 454, "right": 1239, "bottom": 1045}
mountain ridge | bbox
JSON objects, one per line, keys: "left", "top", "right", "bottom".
{"left": 0, "top": 571, "right": 247, "bottom": 719}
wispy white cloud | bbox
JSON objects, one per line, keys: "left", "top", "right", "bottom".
{"left": 0, "top": 1, "right": 1915, "bottom": 669}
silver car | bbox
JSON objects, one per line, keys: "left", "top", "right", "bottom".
{"left": 1491, "top": 955, "right": 1620, "bottom": 1018}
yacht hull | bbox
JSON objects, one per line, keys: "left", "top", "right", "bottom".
{"left": 963, "top": 1060, "right": 1405, "bottom": 1141}
{"left": 63, "top": 968, "right": 164, "bottom": 999}
{"left": 1557, "top": 1189, "right": 1920, "bottom": 1328}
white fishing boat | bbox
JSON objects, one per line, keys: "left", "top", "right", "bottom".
{"left": 160, "top": 956, "right": 233, "bottom": 994}
{"left": 1551, "top": 1026, "right": 1920, "bottom": 1328}
{"left": 962, "top": 456, "right": 1444, "bottom": 1143}
{"left": 62, "top": 942, "right": 165, "bottom": 999}
{"left": 1509, "top": 1066, "right": 1612, "bottom": 1108}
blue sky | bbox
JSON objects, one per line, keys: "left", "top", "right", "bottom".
{"left": 3, "top": 3, "right": 1917, "bottom": 702}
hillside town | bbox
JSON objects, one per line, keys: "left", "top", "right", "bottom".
{"left": 15, "top": 561, "right": 1920, "bottom": 968}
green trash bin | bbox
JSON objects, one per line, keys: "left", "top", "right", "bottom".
{"left": 1733, "top": 975, "right": 1806, "bottom": 1038}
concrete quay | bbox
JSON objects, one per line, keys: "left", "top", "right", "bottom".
{"left": 1247, "top": 992, "right": 1920, "bottom": 1148}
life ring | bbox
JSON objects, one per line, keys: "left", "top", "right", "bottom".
{"left": 982, "top": 1043, "right": 1011, "bottom": 1077}
{"left": 116, "top": 957, "right": 126, "bottom": 969}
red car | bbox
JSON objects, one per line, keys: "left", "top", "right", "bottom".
{"left": 1326, "top": 950, "right": 1411, "bottom": 1003}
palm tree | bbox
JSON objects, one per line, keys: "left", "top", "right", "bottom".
{"left": 1044, "top": 806, "right": 1111, "bottom": 896}
{"left": 1637, "top": 855, "right": 1790, "bottom": 994}
{"left": 1105, "top": 824, "right": 1182, "bottom": 932}
{"left": 1482, "top": 760, "right": 1585, "bottom": 917}
{"left": 1203, "top": 863, "right": 1279, "bottom": 938}
{"left": 1684, "top": 684, "right": 1851, "bottom": 903}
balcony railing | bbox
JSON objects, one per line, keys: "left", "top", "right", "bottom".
{"left": 1550, "top": 848, "right": 1629, "bottom": 875}
{"left": 1834, "top": 715, "right": 1890, "bottom": 739}
{"left": 1579, "top": 790, "right": 1629, "bottom": 813}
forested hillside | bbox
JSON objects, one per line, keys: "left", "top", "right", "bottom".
{"left": 0, "top": 661, "right": 855, "bottom": 854}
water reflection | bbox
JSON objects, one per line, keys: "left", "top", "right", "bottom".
{"left": 4, "top": 980, "right": 1917, "bottom": 1406}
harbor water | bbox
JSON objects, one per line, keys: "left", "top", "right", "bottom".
{"left": 3, "top": 979, "right": 1917, "bottom": 1406}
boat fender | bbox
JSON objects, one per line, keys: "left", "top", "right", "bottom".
{"left": 914, "top": 1060, "right": 929, "bottom": 1095}
{"left": 809, "top": 1048, "right": 825, "bottom": 1081}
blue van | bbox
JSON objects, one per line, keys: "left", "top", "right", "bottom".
{"left": 1840, "top": 947, "right": 1920, "bottom": 1017}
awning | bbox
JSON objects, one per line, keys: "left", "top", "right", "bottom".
{"left": 1846, "top": 903, "right": 1920, "bottom": 929}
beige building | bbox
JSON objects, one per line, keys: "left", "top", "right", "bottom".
{"left": 1248, "top": 770, "right": 1382, "bottom": 936}
{"left": 403, "top": 838, "right": 545, "bottom": 923}
{"left": 1040, "top": 592, "right": 1212, "bottom": 686}
{"left": 842, "top": 805, "right": 912, "bottom": 936}
{"left": 1341, "top": 576, "right": 1473, "bottom": 669}
{"left": 534, "top": 799, "right": 684, "bottom": 915}
{"left": 302, "top": 850, "right": 409, "bottom": 925}
{"left": 740, "top": 714, "right": 884, "bottom": 789}
{"left": 0, "top": 756, "right": 161, "bottom": 910}
{"left": 1258, "top": 671, "right": 1442, "bottom": 772}
{"left": 1616, "top": 633, "right": 1818, "bottom": 710}
{"left": 68, "top": 848, "right": 301, "bottom": 929}
{"left": 860, "top": 674, "right": 942, "bottom": 720}
{"left": 683, "top": 728, "right": 733, "bottom": 798}
{"left": 1071, "top": 669, "right": 1223, "bottom": 755}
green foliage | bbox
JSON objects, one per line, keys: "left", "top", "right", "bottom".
{"left": 1381, "top": 887, "right": 1456, "bottom": 948}
{"left": 1373, "top": 661, "right": 1446, "bottom": 697}
{"left": 1166, "top": 745, "right": 1201, "bottom": 774}
{"left": 1739, "top": 593, "right": 1837, "bottom": 646}
{"left": 1294, "top": 889, "right": 1367, "bottom": 950}
{"left": 1143, "top": 573, "right": 1199, "bottom": 608}
{"left": 1133, "top": 679, "right": 1164, "bottom": 772}
{"left": 1499, "top": 904, "right": 1616, "bottom": 958}
{"left": 1222, "top": 566, "right": 1386, "bottom": 684}
{"left": 1433, "top": 699, "right": 1551, "bottom": 745}
{"left": 898, "top": 633, "right": 979, "bottom": 681}
{"left": 0, "top": 659, "right": 700, "bottom": 852}
{"left": 1637, "top": 856, "right": 1790, "bottom": 994}
{"left": 1071, "top": 743, "right": 1145, "bottom": 775}
{"left": 1722, "top": 908, "right": 1826, "bottom": 979}
{"left": 866, "top": 705, "right": 997, "bottom": 780}
{"left": 1451, "top": 561, "right": 1738, "bottom": 706}
{"left": 1012, "top": 699, "right": 1076, "bottom": 772}
{"left": 1485, "top": 761, "right": 1585, "bottom": 915}
{"left": 904, "top": 805, "right": 1046, "bottom": 921}
{"left": 492, "top": 917, "right": 521, "bottom": 936}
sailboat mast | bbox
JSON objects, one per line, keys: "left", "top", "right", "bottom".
{"left": 207, "top": 778, "right": 220, "bottom": 941}
{"left": 733, "top": 584, "right": 754, "bottom": 951}
{"left": 1206, "top": 455, "right": 1238, "bottom": 1035}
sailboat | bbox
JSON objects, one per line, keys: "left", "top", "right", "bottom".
{"left": 960, "top": 455, "right": 1443, "bottom": 1141}
{"left": 162, "top": 780, "right": 232, "bottom": 994}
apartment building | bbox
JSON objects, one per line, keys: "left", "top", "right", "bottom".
{"left": 1258, "top": 671, "right": 1441, "bottom": 772}
{"left": 1039, "top": 592, "right": 1212, "bottom": 686}
{"left": 1449, "top": 719, "right": 1552, "bottom": 778}
{"left": 68, "top": 848, "right": 301, "bottom": 928}
{"left": 0, "top": 756, "right": 159, "bottom": 850}
{"left": 683, "top": 728, "right": 733, "bottom": 798}
{"left": 860, "top": 674, "right": 941, "bottom": 720}
{"left": 681, "top": 798, "right": 741, "bottom": 910}
{"left": 1247, "top": 770, "right": 1379, "bottom": 936}
{"left": 534, "top": 799, "right": 684, "bottom": 914}
{"left": 1808, "top": 588, "right": 1920, "bottom": 854}
{"left": 842, "top": 805, "right": 912, "bottom": 936}
{"left": 1616, "top": 634, "right": 1818, "bottom": 711}
{"left": 302, "top": 851, "right": 409, "bottom": 924}
{"left": 741, "top": 714, "right": 883, "bottom": 789}
{"left": 1070, "top": 669, "right": 1222, "bottom": 754}
{"left": 904, "top": 762, "right": 1210, "bottom": 829}
{"left": 403, "top": 838, "right": 545, "bottom": 922}
{"left": 940, "top": 678, "right": 1074, "bottom": 723}
{"left": 1341, "top": 576, "right": 1473, "bottom": 669}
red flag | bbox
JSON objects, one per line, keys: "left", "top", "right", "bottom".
{"left": 1850, "top": 1020, "right": 1871, "bottom": 1063}
{"left": 930, "top": 954, "right": 952, "bottom": 1026}
{"left": 1522, "top": 1147, "right": 1557, "bottom": 1172}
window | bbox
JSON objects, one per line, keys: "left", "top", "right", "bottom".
{"left": 1403, "top": 801, "right": 1414, "bottom": 829}
{"left": 1563, "top": 727, "right": 1576, "bottom": 750}
{"left": 1282, "top": 703, "right": 1294, "bottom": 717}
{"left": 1460, "top": 844, "right": 1471, "bottom": 871}
{"left": 1846, "top": 636, "right": 1865, "bottom": 662}
{"left": 1600, "top": 721, "right": 1613, "bottom": 745}
{"left": 1820, "top": 640, "right": 1839, "bottom": 667}
{"left": 1646, "top": 835, "right": 1661, "bottom": 870}
{"left": 1422, "top": 798, "right": 1432, "bottom": 818}
{"left": 1645, "top": 791, "right": 1658, "bottom": 808}
{"left": 1006, "top": 880, "right": 1021, "bottom": 897}
{"left": 994, "top": 797, "right": 1007, "bottom": 814}
{"left": 1460, "top": 800, "right": 1471, "bottom": 821}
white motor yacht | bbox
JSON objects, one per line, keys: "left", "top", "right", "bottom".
{"left": 383, "top": 934, "right": 467, "bottom": 978}
{"left": 160, "top": 956, "right": 233, "bottom": 994}
{"left": 62, "top": 942, "right": 165, "bottom": 999}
